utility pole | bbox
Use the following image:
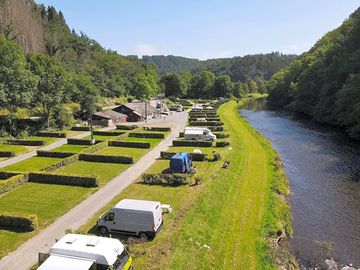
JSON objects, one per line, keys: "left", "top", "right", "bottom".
{"left": 145, "top": 100, "right": 148, "bottom": 124}
{"left": 89, "top": 107, "right": 95, "bottom": 145}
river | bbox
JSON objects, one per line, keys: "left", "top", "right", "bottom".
{"left": 239, "top": 99, "right": 360, "bottom": 268}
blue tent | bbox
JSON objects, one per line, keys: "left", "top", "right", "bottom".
{"left": 169, "top": 153, "right": 192, "bottom": 173}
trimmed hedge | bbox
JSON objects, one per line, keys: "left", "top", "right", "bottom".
{"left": 116, "top": 125, "right": 138, "bottom": 130}
{"left": 0, "top": 151, "right": 15, "bottom": 157}
{"left": 208, "top": 126, "right": 224, "bottom": 132}
{"left": 143, "top": 127, "right": 171, "bottom": 132}
{"left": 7, "top": 139, "right": 45, "bottom": 146}
{"left": 172, "top": 140, "right": 213, "bottom": 147}
{"left": 189, "top": 121, "right": 223, "bottom": 126}
{"left": 108, "top": 141, "right": 151, "bottom": 149}
{"left": 160, "top": 151, "right": 207, "bottom": 161}
{"left": 141, "top": 173, "right": 188, "bottom": 186}
{"left": 0, "top": 173, "right": 28, "bottom": 194}
{"left": 213, "top": 132, "right": 230, "bottom": 139}
{"left": 0, "top": 213, "right": 38, "bottom": 232}
{"left": 129, "top": 132, "right": 164, "bottom": 139}
{"left": 40, "top": 154, "right": 79, "bottom": 172}
{"left": 71, "top": 126, "right": 90, "bottom": 131}
{"left": 81, "top": 141, "right": 108, "bottom": 154}
{"left": 37, "top": 131, "right": 67, "bottom": 138}
{"left": 93, "top": 131, "right": 126, "bottom": 136}
{"left": 216, "top": 141, "right": 230, "bottom": 147}
{"left": 67, "top": 138, "right": 103, "bottom": 145}
{"left": 36, "top": 150, "right": 74, "bottom": 158}
{"left": 179, "top": 132, "right": 184, "bottom": 137}
{"left": 29, "top": 172, "right": 98, "bottom": 187}
{"left": 79, "top": 154, "right": 133, "bottom": 164}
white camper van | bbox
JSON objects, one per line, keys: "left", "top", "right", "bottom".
{"left": 97, "top": 199, "right": 163, "bottom": 239}
{"left": 38, "top": 234, "right": 132, "bottom": 270}
{"left": 184, "top": 127, "right": 216, "bottom": 141}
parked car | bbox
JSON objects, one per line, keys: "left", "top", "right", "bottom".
{"left": 97, "top": 199, "right": 163, "bottom": 239}
{"left": 169, "top": 152, "right": 192, "bottom": 173}
{"left": 184, "top": 127, "right": 216, "bottom": 141}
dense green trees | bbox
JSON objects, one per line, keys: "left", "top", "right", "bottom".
{"left": 268, "top": 7, "right": 360, "bottom": 139}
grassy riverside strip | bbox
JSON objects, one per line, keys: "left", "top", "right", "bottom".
{"left": 77, "top": 99, "right": 294, "bottom": 269}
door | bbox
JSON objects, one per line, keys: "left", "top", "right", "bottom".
{"left": 103, "top": 212, "right": 116, "bottom": 231}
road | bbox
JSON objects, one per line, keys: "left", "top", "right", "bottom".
{"left": 0, "top": 111, "right": 187, "bottom": 270}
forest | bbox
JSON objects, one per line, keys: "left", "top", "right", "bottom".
{"left": 267, "top": 7, "right": 360, "bottom": 139}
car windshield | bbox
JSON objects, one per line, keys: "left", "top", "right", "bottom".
{"left": 112, "top": 249, "right": 130, "bottom": 270}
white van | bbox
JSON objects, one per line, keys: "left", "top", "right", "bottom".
{"left": 38, "top": 234, "right": 132, "bottom": 270}
{"left": 97, "top": 199, "right": 163, "bottom": 239}
{"left": 184, "top": 127, "right": 217, "bottom": 141}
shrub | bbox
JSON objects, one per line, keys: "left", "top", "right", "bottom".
{"left": 81, "top": 141, "right": 108, "bottom": 154}
{"left": 172, "top": 140, "right": 212, "bottom": 147}
{"left": 116, "top": 125, "right": 138, "bottom": 130}
{"left": 208, "top": 126, "right": 224, "bottom": 132}
{"left": 7, "top": 139, "right": 45, "bottom": 146}
{"left": 40, "top": 154, "right": 79, "bottom": 171}
{"left": 178, "top": 132, "right": 184, "bottom": 138}
{"left": 67, "top": 139, "right": 102, "bottom": 145}
{"left": 143, "top": 127, "right": 171, "bottom": 132}
{"left": 209, "top": 151, "right": 222, "bottom": 162}
{"left": 37, "top": 132, "right": 67, "bottom": 138}
{"left": 216, "top": 141, "right": 230, "bottom": 147}
{"left": 93, "top": 131, "right": 126, "bottom": 136}
{"left": 71, "top": 126, "right": 90, "bottom": 131}
{"left": 141, "top": 173, "right": 188, "bottom": 186}
{"left": 0, "top": 151, "right": 15, "bottom": 157}
{"left": 0, "top": 213, "right": 38, "bottom": 232}
{"left": 29, "top": 172, "right": 98, "bottom": 187}
{"left": 108, "top": 141, "right": 151, "bottom": 149}
{"left": 160, "top": 151, "right": 207, "bottom": 161}
{"left": 79, "top": 154, "right": 133, "bottom": 164}
{"left": 129, "top": 132, "right": 164, "bottom": 139}
{"left": 36, "top": 150, "right": 74, "bottom": 158}
{"left": 0, "top": 174, "right": 28, "bottom": 194}
{"left": 213, "top": 133, "right": 230, "bottom": 139}
{"left": 189, "top": 121, "right": 223, "bottom": 126}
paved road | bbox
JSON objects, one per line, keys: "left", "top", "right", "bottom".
{"left": 0, "top": 111, "right": 187, "bottom": 270}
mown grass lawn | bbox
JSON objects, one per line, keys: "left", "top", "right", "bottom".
{"left": 0, "top": 144, "right": 31, "bottom": 156}
{"left": 95, "top": 147, "right": 146, "bottom": 161}
{"left": 83, "top": 135, "right": 120, "bottom": 141}
{"left": 1, "top": 157, "right": 62, "bottom": 172}
{"left": 0, "top": 183, "right": 91, "bottom": 258}
{"left": 51, "top": 144, "right": 89, "bottom": 153}
{"left": 121, "top": 137, "right": 162, "bottom": 148}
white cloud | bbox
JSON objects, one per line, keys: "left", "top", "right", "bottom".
{"left": 215, "top": 50, "right": 233, "bottom": 59}
{"left": 135, "top": 43, "right": 157, "bottom": 55}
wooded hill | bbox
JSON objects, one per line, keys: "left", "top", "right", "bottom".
{"left": 267, "top": 7, "right": 360, "bottom": 139}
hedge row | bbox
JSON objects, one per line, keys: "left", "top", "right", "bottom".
{"left": 93, "top": 131, "right": 126, "bottom": 136}
{"left": 0, "top": 151, "right": 15, "bottom": 157}
{"left": 79, "top": 154, "right": 133, "bottom": 164}
{"left": 40, "top": 154, "right": 79, "bottom": 172}
{"left": 29, "top": 172, "right": 98, "bottom": 187}
{"left": 36, "top": 150, "right": 74, "bottom": 158}
{"left": 213, "top": 132, "right": 230, "bottom": 139}
{"left": 71, "top": 126, "right": 90, "bottom": 131}
{"left": 109, "top": 141, "right": 150, "bottom": 149}
{"left": 37, "top": 131, "right": 67, "bottom": 138}
{"left": 0, "top": 172, "right": 20, "bottom": 179}
{"left": 208, "top": 126, "right": 224, "bottom": 132}
{"left": 160, "top": 151, "right": 207, "bottom": 161}
{"left": 0, "top": 174, "right": 28, "bottom": 195}
{"left": 143, "top": 127, "right": 171, "bottom": 132}
{"left": 67, "top": 138, "right": 102, "bottom": 145}
{"left": 116, "top": 125, "right": 138, "bottom": 130}
{"left": 0, "top": 213, "right": 38, "bottom": 232}
{"left": 141, "top": 173, "right": 188, "bottom": 186}
{"left": 189, "top": 121, "right": 223, "bottom": 126}
{"left": 178, "top": 132, "right": 184, "bottom": 137}
{"left": 172, "top": 140, "right": 212, "bottom": 147}
{"left": 216, "top": 141, "right": 230, "bottom": 147}
{"left": 7, "top": 139, "right": 45, "bottom": 146}
{"left": 189, "top": 117, "right": 220, "bottom": 122}
{"left": 179, "top": 99, "right": 193, "bottom": 106}
{"left": 129, "top": 132, "right": 164, "bottom": 139}
{"left": 81, "top": 141, "right": 108, "bottom": 154}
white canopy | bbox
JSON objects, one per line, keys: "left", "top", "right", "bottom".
{"left": 38, "top": 255, "right": 94, "bottom": 270}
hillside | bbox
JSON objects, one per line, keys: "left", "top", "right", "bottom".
{"left": 267, "top": 7, "right": 360, "bottom": 139}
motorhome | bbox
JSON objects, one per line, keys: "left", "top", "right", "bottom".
{"left": 38, "top": 234, "right": 132, "bottom": 270}
{"left": 97, "top": 199, "right": 163, "bottom": 239}
{"left": 184, "top": 127, "right": 216, "bottom": 141}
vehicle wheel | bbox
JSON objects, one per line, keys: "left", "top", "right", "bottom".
{"left": 98, "top": 226, "right": 108, "bottom": 235}
{"left": 139, "top": 232, "right": 148, "bottom": 240}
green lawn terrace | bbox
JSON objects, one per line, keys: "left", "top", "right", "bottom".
{"left": 51, "top": 144, "right": 89, "bottom": 153}
{"left": 94, "top": 147, "right": 146, "bottom": 161}
{"left": 120, "top": 137, "right": 163, "bottom": 148}
{"left": 1, "top": 156, "right": 63, "bottom": 172}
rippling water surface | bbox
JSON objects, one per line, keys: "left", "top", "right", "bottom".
{"left": 239, "top": 99, "right": 360, "bottom": 267}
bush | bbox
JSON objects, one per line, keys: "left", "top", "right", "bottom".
{"left": 29, "top": 172, "right": 98, "bottom": 187}
{"left": 178, "top": 132, "right": 184, "bottom": 138}
{"left": 129, "top": 132, "right": 165, "bottom": 139}
{"left": 160, "top": 151, "right": 207, "bottom": 161}
{"left": 36, "top": 150, "right": 74, "bottom": 158}
{"left": 209, "top": 151, "right": 222, "bottom": 162}
{"left": 0, "top": 213, "right": 38, "bottom": 232}
{"left": 208, "top": 126, "right": 224, "bottom": 132}
{"left": 79, "top": 154, "right": 133, "bottom": 164}
{"left": 213, "top": 133, "right": 230, "bottom": 139}
{"left": 0, "top": 151, "right": 15, "bottom": 157}
{"left": 172, "top": 140, "right": 212, "bottom": 147}
{"left": 0, "top": 173, "right": 28, "bottom": 194}
{"left": 71, "top": 126, "right": 90, "bottom": 131}
{"left": 189, "top": 121, "right": 223, "bottom": 126}
{"left": 216, "top": 141, "right": 230, "bottom": 147}
{"left": 141, "top": 173, "right": 188, "bottom": 186}
{"left": 108, "top": 141, "right": 151, "bottom": 149}
{"left": 81, "top": 141, "right": 108, "bottom": 154}
{"left": 93, "top": 131, "right": 126, "bottom": 136}
{"left": 143, "top": 127, "right": 171, "bottom": 132}
{"left": 7, "top": 139, "right": 45, "bottom": 146}
{"left": 67, "top": 138, "right": 102, "bottom": 145}
{"left": 37, "top": 132, "right": 67, "bottom": 138}
{"left": 116, "top": 125, "right": 138, "bottom": 130}
{"left": 40, "top": 154, "right": 79, "bottom": 171}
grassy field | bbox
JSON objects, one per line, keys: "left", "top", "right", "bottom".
{"left": 78, "top": 99, "right": 292, "bottom": 269}
{"left": 0, "top": 144, "right": 30, "bottom": 156}
{"left": 120, "top": 137, "right": 163, "bottom": 148}
{"left": 0, "top": 183, "right": 91, "bottom": 258}
{"left": 51, "top": 144, "right": 89, "bottom": 153}
{"left": 83, "top": 135, "right": 121, "bottom": 141}
{"left": 95, "top": 147, "right": 147, "bottom": 161}
{"left": 1, "top": 157, "right": 62, "bottom": 172}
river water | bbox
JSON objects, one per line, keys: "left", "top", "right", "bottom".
{"left": 239, "top": 99, "right": 360, "bottom": 268}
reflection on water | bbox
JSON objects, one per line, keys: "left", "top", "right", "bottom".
{"left": 240, "top": 99, "right": 360, "bottom": 267}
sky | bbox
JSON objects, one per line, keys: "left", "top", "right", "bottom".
{"left": 34, "top": 0, "right": 360, "bottom": 59}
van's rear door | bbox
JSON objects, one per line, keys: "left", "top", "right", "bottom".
{"left": 153, "top": 203, "right": 163, "bottom": 232}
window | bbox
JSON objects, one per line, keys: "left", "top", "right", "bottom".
{"left": 105, "top": 212, "right": 115, "bottom": 221}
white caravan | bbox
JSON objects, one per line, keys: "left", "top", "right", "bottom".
{"left": 38, "top": 234, "right": 132, "bottom": 270}
{"left": 184, "top": 127, "right": 216, "bottom": 141}
{"left": 97, "top": 199, "right": 163, "bottom": 239}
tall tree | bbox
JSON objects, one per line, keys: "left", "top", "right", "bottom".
{"left": 160, "top": 73, "right": 183, "bottom": 98}
{"left": 213, "top": 74, "right": 233, "bottom": 97}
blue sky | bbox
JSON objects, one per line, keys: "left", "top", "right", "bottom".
{"left": 35, "top": 0, "right": 359, "bottom": 59}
